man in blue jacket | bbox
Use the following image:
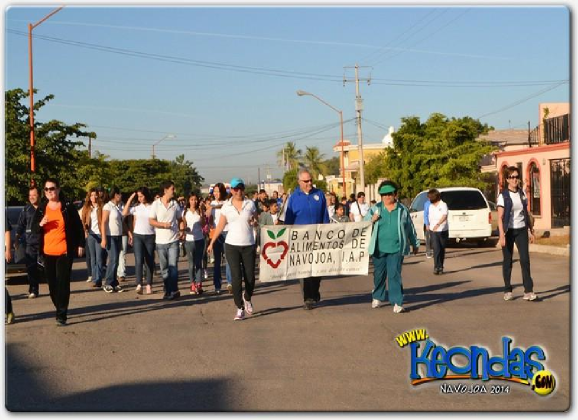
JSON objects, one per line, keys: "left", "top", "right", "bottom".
{"left": 16, "top": 186, "right": 43, "bottom": 298}
{"left": 280, "top": 169, "right": 330, "bottom": 310}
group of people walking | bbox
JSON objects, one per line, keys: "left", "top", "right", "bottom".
{"left": 5, "top": 164, "right": 538, "bottom": 326}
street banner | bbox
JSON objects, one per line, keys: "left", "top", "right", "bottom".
{"left": 259, "top": 221, "right": 372, "bottom": 282}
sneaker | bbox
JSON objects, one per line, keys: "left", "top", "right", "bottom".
{"left": 243, "top": 296, "right": 254, "bottom": 315}
{"left": 227, "top": 283, "right": 233, "bottom": 294}
{"left": 168, "top": 291, "right": 181, "bottom": 300}
{"left": 197, "top": 284, "right": 204, "bottom": 295}
{"left": 303, "top": 299, "right": 315, "bottom": 310}
{"left": 190, "top": 283, "right": 198, "bottom": 295}
{"left": 92, "top": 282, "right": 102, "bottom": 288}
{"left": 103, "top": 285, "right": 114, "bottom": 293}
{"left": 145, "top": 285, "right": 152, "bottom": 295}
{"left": 28, "top": 292, "right": 38, "bottom": 299}
{"left": 426, "top": 253, "right": 433, "bottom": 259}
{"left": 393, "top": 304, "right": 406, "bottom": 313}
{"left": 6, "top": 312, "right": 15, "bottom": 325}
{"left": 114, "top": 286, "right": 124, "bottom": 293}
{"left": 215, "top": 289, "right": 222, "bottom": 295}
{"left": 504, "top": 292, "right": 513, "bottom": 301}
{"left": 234, "top": 308, "right": 245, "bottom": 321}
{"left": 523, "top": 292, "right": 537, "bottom": 301}
{"left": 55, "top": 319, "right": 67, "bottom": 326}
{"left": 86, "top": 276, "right": 93, "bottom": 283}
{"left": 371, "top": 299, "right": 384, "bottom": 309}
{"left": 136, "top": 284, "right": 143, "bottom": 294}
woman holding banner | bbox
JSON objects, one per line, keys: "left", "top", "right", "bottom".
{"left": 207, "top": 178, "right": 258, "bottom": 321}
{"left": 365, "top": 180, "right": 419, "bottom": 314}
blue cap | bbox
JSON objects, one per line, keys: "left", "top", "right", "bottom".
{"left": 230, "top": 177, "right": 245, "bottom": 188}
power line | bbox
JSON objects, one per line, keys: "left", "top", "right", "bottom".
{"left": 477, "top": 81, "right": 568, "bottom": 119}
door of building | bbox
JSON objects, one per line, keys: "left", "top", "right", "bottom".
{"left": 550, "top": 158, "right": 570, "bottom": 228}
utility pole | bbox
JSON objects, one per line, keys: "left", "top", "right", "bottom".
{"left": 344, "top": 63, "right": 371, "bottom": 193}
{"left": 88, "top": 135, "right": 92, "bottom": 158}
{"left": 258, "top": 167, "right": 261, "bottom": 191}
{"left": 528, "top": 121, "right": 532, "bottom": 148}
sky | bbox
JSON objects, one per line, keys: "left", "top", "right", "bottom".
{"left": 3, "top": 3, "right": 570, "bottom": 185}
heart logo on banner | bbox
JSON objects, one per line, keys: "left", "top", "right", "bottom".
{"left": 262, "top": 228, "right": 289, "bottom": 269}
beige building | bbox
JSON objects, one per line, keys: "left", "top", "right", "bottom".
{"left": 328, "top": 126, "right": 394, "bottom": 200}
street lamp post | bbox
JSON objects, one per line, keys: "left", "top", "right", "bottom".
{"left": 152, "top": 134, "right": 176, "bottom": 159}
{"left": 296, "top": 90, "right": 346, "bottom": 198}
{"left": 28, "top": 6, "right": 64, "bottom": 187}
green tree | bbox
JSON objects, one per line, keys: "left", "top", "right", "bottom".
{"left": 169, "top": 154, "right": 205, "bottom": 197}
{"left": 5, "top": 88, "right": 96, "bottom": 203}
{"left": 276, "top": 142, "right": 302, "bottom": 170}
{"left": 365, "top": 151, "right": 388, "bottom": 184}
{"left": 302, "top": 146, "right": 326, "bottom": 179}
{"left": 322, "top": 156, "right": 340, "bottom": 176}
{"left": 385, "top": 113, "right": 493, "bottom": 200}
{"left": 282, "top": 168, "right": 299, "bottom": 193}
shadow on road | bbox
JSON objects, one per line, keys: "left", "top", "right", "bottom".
{"left": 6, "top": 343, "right": 232, "bottom": 411}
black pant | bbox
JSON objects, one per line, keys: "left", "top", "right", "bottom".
{"left": 225, "top": 244, "right": 256, "bottom": 310}
{"left": 430, "top": 230, "right": 449, "bottom": 271}
{"left": 5, "top": 288, "right": 13, "bottom": 315}
{"left": 26, "top": 245, "right": 41, "bottom": 295}
{"left": 301, "top": 277, "right": 322, "bottom": 302}
{"left": 502, "top": 228, "right": 534, "bottom": 293}
{"left": 44, "top": 254, "right": 73, "bottom": 322}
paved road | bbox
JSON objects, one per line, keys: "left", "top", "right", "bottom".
{"left": 5, "top": 244, "right": 570, "bottom": 411}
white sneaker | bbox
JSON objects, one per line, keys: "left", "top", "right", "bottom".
{"left": 426, "top": 254, "right": 433, "bottom": 259}
{"left": 234, "top": 308, "right": 245, "bottom": 321}
{"left": 243, "top": 296, "right": 254, "bottom": 315}
{"left": 393, "top": 304, "right": 405, "bottom": 313}
{"left": 504, "top": 292, "right": 513, "bottom": 301}
{"left": 371, "top": 299, "right": 384, "bottom": 309}
{"left": 28, "top": 292, "right": 37, "bottom": 299}
{"left": 86, "top": 276, "right": 93, "bottom": 283}
{"left": 136, "top": 284, "right": 143, "bottom": 294}
{"left": 523, "top": 292, "right": 537, "bottom": 301}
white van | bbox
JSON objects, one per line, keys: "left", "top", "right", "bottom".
{"left": 409, "top": 187, "right": 492, "bottom": 244}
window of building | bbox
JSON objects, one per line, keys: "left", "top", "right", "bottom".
{"left": 529, "top": 162, "right": 541, "bottom": 216}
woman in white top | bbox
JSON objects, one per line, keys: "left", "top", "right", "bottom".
{"left": 81, "top": 187, "right": 104, "bottom": 288}
{"left": 207, "top": 178, "right": 257, "bottom": 321}
{"left": 497, "top": 166, "right": 536, "bottom": 302}
{"left": 184, "top": 194, "right": 207, "bottom": 295}
{"left": 100, "top": 187, "right": 124, "bottom": 293}
{"left": 123, "top": 187, "right": 155, "bottom": 295}
{"left": 427, "top": 188, "right": 449, "bottom": 275}
{"left": 206, "top": 182, "right": 232, "bottom": 294}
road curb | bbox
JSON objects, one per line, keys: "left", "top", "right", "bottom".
{"left": 493, "top": 242, "right": 570, "bottom": 257}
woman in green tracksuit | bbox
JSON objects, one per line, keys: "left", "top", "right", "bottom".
{"left": 364, "top": 180, "right": 419, "bottom": 313}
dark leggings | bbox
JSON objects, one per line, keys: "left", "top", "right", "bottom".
{"left": 502, "top": 228, "right": 534, "bottom": 293}
{"left": 225, "top": 243, "right": 256, "bottom": 309}
{"left": 430, "top": 230, "right": 449, "bottom": 271}
{"left": 44, "top": 254, "right": 73, "bottom": 322}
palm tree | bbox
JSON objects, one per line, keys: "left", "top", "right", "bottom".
{"left": 276, "top": 142, "right": 302, "bottom": 170}
{"left": 303, "top": 146, "right": 326, "bottom": 179}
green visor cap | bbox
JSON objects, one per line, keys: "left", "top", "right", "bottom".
{"left": 378, "top": 184, "right": 396, "bottom": 194}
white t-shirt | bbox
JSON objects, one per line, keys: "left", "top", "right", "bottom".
{"left": 221, "top": 198, "right": 256, "bottom": 246}
{"left": 184, "top": 210, "right": 204, "bottom": 242}
{"left": 130, "top": 204, "right": 155, "bottom": 235}
{"left": 497, "top": 190, "right": 526, "bottom": 229}
{"left": 327, "top": 205, "right": 335, "bottom": 219}
{"left": 89, "top": 206, "right": 101, "bottom": 235}
{"left": 350, "top": 201, "right": 370, "bottom": 222}
{"left": 103, "top": 201, "right": 123, "bottom": 236}
{"left": 149, "top": 198, "right": 183, "bottom": 244}
{"left": 210, "top": 200, "right": 229, "bottom": 232}
{"left": 428, "top": 200, "right": 449, "bottom": 232}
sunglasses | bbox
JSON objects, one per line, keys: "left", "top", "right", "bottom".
{"left": 380, "top": 192, "right": 394, "bottom": 196}
{"left": 300, "top": 179, "right": 313, "bottom": 183}
{"left": 44, "top": 187, "right": 57, "bottom": 192}
{"left": 232, "top": 186, "right": 245, "bottom": 191}
{"left": 508, "top": 175, "right": 520, "bottom": 179}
